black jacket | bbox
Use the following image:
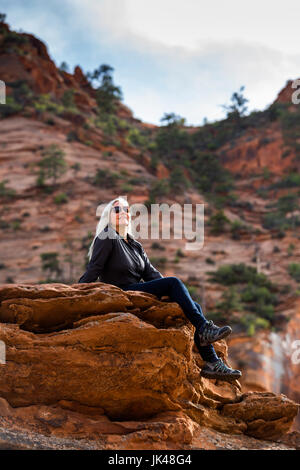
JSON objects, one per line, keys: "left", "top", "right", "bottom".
{"left": 78, "top": 224, "right": 163, "bottom": 288}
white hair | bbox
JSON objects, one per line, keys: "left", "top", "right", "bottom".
{"left": 87, "top": 196, "right": 134, "bottom": 261}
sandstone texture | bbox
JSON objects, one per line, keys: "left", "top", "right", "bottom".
{"left": 0, "top": 283, "right": 298, "bottom": 449}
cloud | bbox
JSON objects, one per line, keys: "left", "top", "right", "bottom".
{"left": 64, "top": 0, "right": 300, "bottom": 122}
{"left": 2, "top": 0, "right": 300, "bottom": 124}
{"left": 0, "top": 0, "right": 70, "bottom": 59}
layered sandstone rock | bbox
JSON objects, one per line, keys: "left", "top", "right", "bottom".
{"left": 217, "top": 126, "right": 295, "bottom": 177}
{"left": 227, "top": 298, "right": 300, "bottom": 431}
{"left": 0, "top": 283, "right": 298, "bottom": 449}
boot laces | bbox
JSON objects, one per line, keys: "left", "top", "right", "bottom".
{"left": 213, "top": 359, "right": 231, "bottom": 373}
{"left": 202, "top": 320, "right": 219, "bottom": 341}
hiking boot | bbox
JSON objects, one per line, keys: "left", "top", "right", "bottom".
{"left": 196, "top": 320, "right": 232, "bottom": 346}
{"left": 200, "top": 358, "right": 242, "bottom": 382}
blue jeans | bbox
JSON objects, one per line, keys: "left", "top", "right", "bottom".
{"left": 122, "top": 276, "right": 219, "bottom": 363}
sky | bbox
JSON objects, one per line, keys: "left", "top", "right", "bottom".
{"left": 1, "top": 0, "right": 300, "bottom": 126}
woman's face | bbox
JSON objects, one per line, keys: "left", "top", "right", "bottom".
{"left": 110, "top": 200, "right": 130, "bottom": 229}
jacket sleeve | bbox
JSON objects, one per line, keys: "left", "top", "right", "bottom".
{"left": 78, "top": 236, "right": 113, "bottom": 283}
{"left": 140, "top": 245, "right": 164, "bottom": 282}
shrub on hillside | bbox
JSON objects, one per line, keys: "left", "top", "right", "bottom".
{"left": 288, "top": 263, "right": 300, "bottom": 282}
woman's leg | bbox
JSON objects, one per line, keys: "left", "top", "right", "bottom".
{"left": 123, "top": 276, "right": 208, "bottom": 331}
{"left": 193, "top": 301, "right": 219, "bottom": 363}
{"left": 123, "top": 278, "right": 219, "bottom": 362}
{"left": 122, "top": 278, "right": 241, "bottom": 380}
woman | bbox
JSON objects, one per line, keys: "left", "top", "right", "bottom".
{"left": 78, "top": 197, "right": 242, "bottom": 382}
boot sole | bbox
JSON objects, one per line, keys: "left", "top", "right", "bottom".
{"left": 198, "top": 326, "right": 232, "bottom": 346}
{"left": 200, "top": 370, "right": 241, "bottom": 382}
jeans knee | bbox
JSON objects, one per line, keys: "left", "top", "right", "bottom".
{"left": 168, "top": 276, "right": 183, "bottom": 286}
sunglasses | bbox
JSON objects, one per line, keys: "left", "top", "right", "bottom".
{"left": 112, "top": 206, "right": 130, "bottom": 214}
